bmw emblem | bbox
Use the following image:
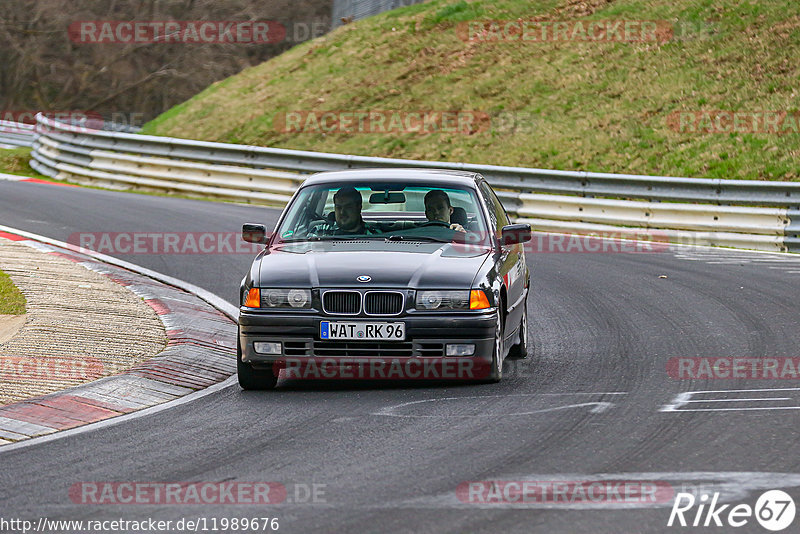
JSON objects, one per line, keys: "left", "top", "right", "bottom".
{"left": 357, "top": 275, "right": 371, "bottom": 283}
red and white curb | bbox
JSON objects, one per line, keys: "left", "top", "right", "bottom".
{"left": 0, "top": 227, "right": 238, "bottom": 447}
{"left": 0, "top": 171, "right": 77, "bottom": 187}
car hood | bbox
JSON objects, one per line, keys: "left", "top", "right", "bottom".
{"left": 256, "top": 241, "right": 491, "bottom": 289}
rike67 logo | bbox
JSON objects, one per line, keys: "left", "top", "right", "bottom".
{"left": 668, "top": 490, "right": 796, "bottom": 531}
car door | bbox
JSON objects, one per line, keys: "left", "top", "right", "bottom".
{"left": 478, "top": 180, "right": 525, "bottom": 341}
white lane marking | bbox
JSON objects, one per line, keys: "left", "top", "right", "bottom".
{"left": 661, "top": 387, "right": 800, "bottom": 412}
{"left": 372, "top": 392, "right": 626, "bottom": 418}
{"left": 667, "top": 242, "right": 791, "bottom": 256}
{"left": 376, "top": 402, "right": 615, "bottom": 418}
{"left": 684, "top": 397, "right": 792, "bottom": 403}
{"left": 670, "top": 244, "right": 800, "bottom": 277}
{"left": 695, "top": 387, "right": 800, "bottom": 392}
{"left": 667, "top": 406, "right": 800, "bottom": 412}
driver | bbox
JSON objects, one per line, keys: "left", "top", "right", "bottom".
{"left": 423, "top": 190, "right": 466, "bottom": 232}
{"left": 310, "top": 186, "right": 379, "bottom": 236}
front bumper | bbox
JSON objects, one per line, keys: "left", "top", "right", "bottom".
{"left": 239, "top": 309, "right": 497, "bottom": 379}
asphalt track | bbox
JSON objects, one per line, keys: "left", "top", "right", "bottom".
{"left": 2, "top": 180, "right": 800, "bottom": 533}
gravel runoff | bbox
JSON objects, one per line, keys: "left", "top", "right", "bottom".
{"left": 0, "top": 239, "right": 167, "bottom": 404}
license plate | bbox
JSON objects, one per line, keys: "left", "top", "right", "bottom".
{"left": 320, "top": 321, "right": 406, "bottom": 341}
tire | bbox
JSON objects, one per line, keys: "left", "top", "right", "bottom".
{"left": 486, "top": 311, "right": 504, "bottom": 383}
{"left": 507, "top": 304, "right": 528, "bottom": 360}
{"left": 237, "top": 339, "right": 278, "bottom": 390}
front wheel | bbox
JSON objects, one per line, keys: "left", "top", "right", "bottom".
{"left": 237, "top": 340, "right": 278, "bottom": 390}
{"left": 507, "top": 304, "right": 528, "bottom": 360}
{"left": 486, "top": 311, "right": 504, "bottom": 383}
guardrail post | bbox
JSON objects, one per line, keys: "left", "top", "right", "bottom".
{"left": 785, "top": 209, "right": 800, "bottom": 253}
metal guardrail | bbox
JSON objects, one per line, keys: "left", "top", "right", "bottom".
{"left": 0, "top": 121, "right": 36, "bottom": 148}
{"left": 29, "top": 113, "right": 800, "bottom": 253}
{"left": 1, "top": 119, "right": 140, "bottom": 149}
{"left": 332, "top": 0, "right": 426, "bottom": 27}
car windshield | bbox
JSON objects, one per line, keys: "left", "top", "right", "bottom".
{"left": 274, "top": 182, "right": 490, "bottom": 245}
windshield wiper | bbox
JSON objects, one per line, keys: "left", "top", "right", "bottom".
{"left": 277, "top": 236, "right": 342, "bottom": 243}
{"left": 280, "top": 235, "right": 454, "bottom": 244}
{"left": 277, "top": 237, "right": 324, "bottom": 243}
{"left": 305, "top": 235, "right": 387, "bottom": 242}
{"left": 385, "top": 235, "right": 451, "bottom": 243}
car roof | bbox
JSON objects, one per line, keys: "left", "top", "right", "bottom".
{"left": 300, "top": 168, "right": 482, "bottom": 188}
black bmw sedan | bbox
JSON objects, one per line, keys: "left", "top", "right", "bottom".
{"left": 238, "top": 168, "right": 531, "bottom": 389}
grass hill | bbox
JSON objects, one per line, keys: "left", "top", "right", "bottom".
{"left": 142, "top": 0, "right": 800, "bottom": 180}
{"left": 0, "top": 269, "right": 25, "bottom": 315}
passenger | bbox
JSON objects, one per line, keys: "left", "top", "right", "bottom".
{"left": 423, "top": 190, "right": 466, "bottom": 232}
{"left": 311, "top": 186, "right": 379, "bottom": 236}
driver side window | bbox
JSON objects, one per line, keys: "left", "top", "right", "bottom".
{"left": 288, "top": 191, "right": 327, "bottom": 238}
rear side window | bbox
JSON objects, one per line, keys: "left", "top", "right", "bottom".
{"left": 479, "top": 182, "right": 510, "bottom": 233}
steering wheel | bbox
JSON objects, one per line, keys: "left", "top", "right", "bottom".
{"left": 420, "top": 220, "right": 451, "bottom": 227}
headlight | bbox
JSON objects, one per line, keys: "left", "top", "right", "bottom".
{"left": 287, "top": 289, "right": 310, "bottom": 308}
{"left": 260, "top": 289, "right": 312, "bottom": 309}
{"left": 416, "top": 290, "right": 470, "bottom": 310}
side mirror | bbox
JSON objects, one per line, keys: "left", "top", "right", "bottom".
{"left": 501, "top": 223, "right": 532, "bottom": 246}
{"left": 242, "top": 223, "right": 267, "bottom": 244}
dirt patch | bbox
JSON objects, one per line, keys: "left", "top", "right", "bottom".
{"left": 0, "top": 314, "right": 25, "bottom": 345}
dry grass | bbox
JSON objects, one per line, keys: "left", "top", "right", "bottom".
{"left": 0, "top": 147, "right": 44, "bottom": 177}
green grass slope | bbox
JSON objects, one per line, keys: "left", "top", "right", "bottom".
{"left": 0, "top": 148, "right": 45, "bottom": 178}
{"left": 143, "top": 0, "right": 800, "bottom": 180}
{"left": 0, "top": 269, "right": 26, "bottom": 315}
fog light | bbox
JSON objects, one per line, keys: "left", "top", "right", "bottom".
{"left": 253, "top": 342, "right": 282, "bottom": 355}
{"left": 446, "top": 343, "right": 475, "bottom": 356}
